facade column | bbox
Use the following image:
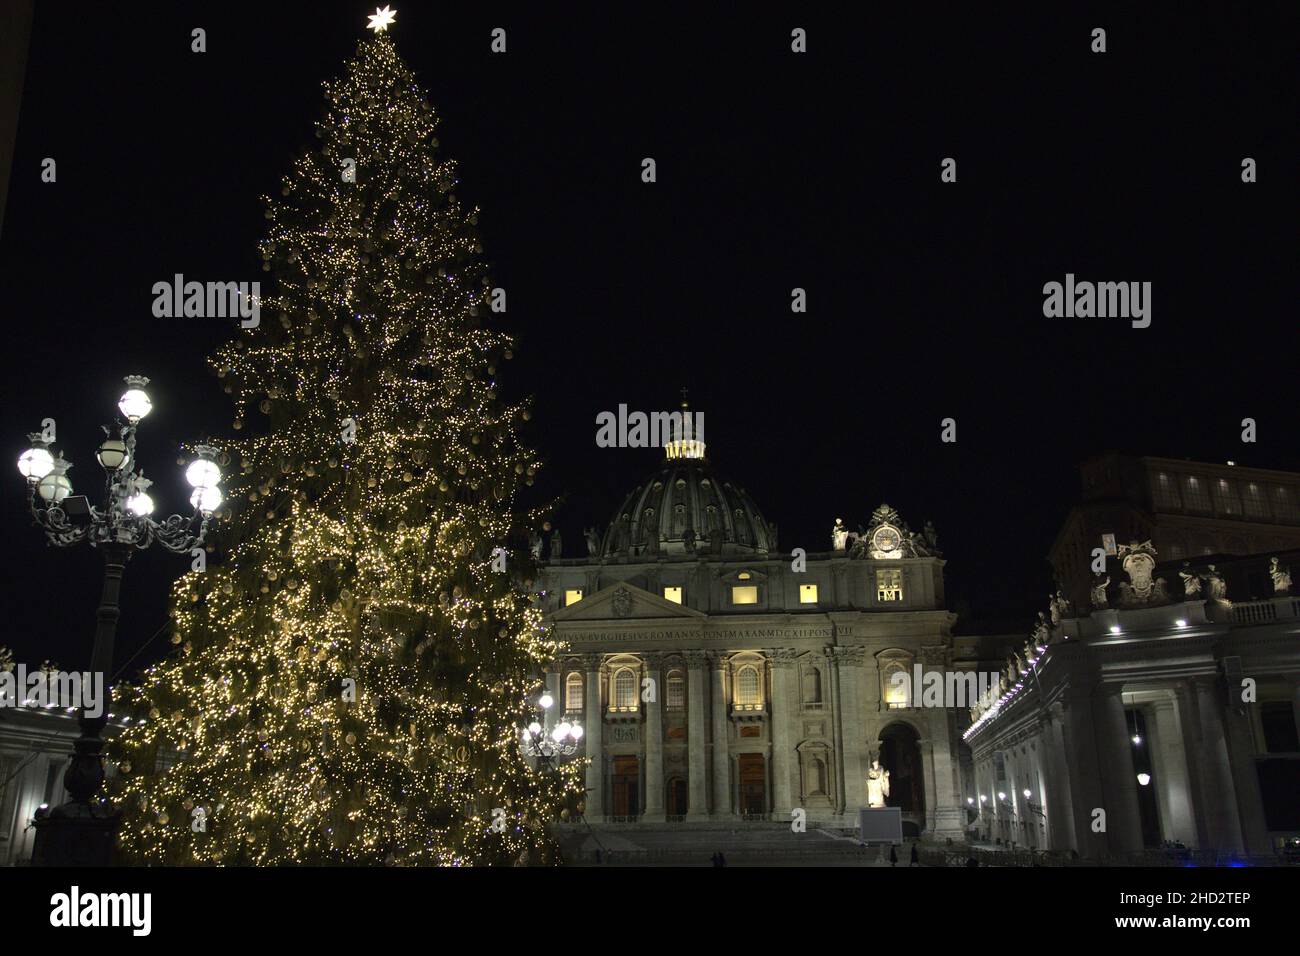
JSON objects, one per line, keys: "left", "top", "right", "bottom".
{"left": 582, "top": 654, "right": 604, "bottom": 821}
{"left": 685, "top": 651, "right": 709, "bottom": 819}
{"left": 1092, "top": 684, "right": 1145, "bottom": 857}
{"left": 920, "top": 645, "right": 964, "bottom": 840}
{"left": 833, "top": 647, "right": 868, "bottom": 814}
{"left": 709, "top": 653, "right": 731, "bottom": 817}
{"left": 544, "top": 668, "right": 561, "bottom": 733}
{"left": 642, "top": 654, "right": 664, "bottom": 822}
{"left": 767, "top": 649, "right": 796, "bottom": 815}
{"left": 918, "top": 737, "right": 937, "bottom": 837}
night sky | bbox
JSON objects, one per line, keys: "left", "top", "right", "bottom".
{"left": 2, "top": 3, "right": 1295, "bottom": 678}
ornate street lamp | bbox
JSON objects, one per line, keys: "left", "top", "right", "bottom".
{"left": 520, "top": 686, "right": 583, "bottom": 763}
{"left": 19, "top": 375, "right": 222, "bottom": 865}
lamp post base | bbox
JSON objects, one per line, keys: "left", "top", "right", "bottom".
{"left": 32, "top": 803, "right": 121, "bottom": 867}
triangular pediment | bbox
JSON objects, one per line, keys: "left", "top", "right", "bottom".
{"left": 551, "top": 581, "right": 707, "bottom": 622}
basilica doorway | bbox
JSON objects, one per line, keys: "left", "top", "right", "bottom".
{"left": 666, "top": 777, "right": 688, "bottom": 819}
{"left": 738, "top": 753, "right": 767, "bottom": 818}
{"left": 611, "top": 756, "right": 640, "bottom": 819}
{"left": 878, "top": 723, "right": 925, "bottom": 835}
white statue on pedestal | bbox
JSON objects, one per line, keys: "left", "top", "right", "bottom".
{"left": 832, "top": 518, "right": 849, "bottom": 551}
{"left": 866, "top": 757, "right": 891, "bottom": 808}
{"left": 1270, "top": 557, "right": 1292, "bottom": 594}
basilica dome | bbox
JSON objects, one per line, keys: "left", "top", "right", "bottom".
{"left": 600, "top": 435, "right": 775, "bottom": 559}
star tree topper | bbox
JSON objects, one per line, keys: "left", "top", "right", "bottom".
{"left": 367, "top": 5, "right": 397, "bottom": 32}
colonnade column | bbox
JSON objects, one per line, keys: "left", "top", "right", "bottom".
{"left": 1092, "top": 684, "right": 1145, "bottom": 857}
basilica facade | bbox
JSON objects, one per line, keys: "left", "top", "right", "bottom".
{"left": 538, "top": 430, "right": 967, "bottom": 838}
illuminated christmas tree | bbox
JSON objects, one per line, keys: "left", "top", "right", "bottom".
{"left": 110, "top": 15, "right": 579, "bottom": 865}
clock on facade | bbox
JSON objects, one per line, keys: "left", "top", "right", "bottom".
{"left": 872, "top": 526, "right": 902, "bottom": 555}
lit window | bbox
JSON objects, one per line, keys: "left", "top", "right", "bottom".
{"left": 564, "top": 589, "right": 583, "bottom": 606}
{"left": 565, "top": 672, "right": 584, "bottom": 712}
{"left": 799, "top": 584, "right": 818, "bottom": 604}
{"left": 613, "top": 668, "right": 638, "bottom": 711}
{"left": 666, "top": 671, "right": 685, "bottom": 711}
{"left": 883, "top": 664, "right": 910, "bottom": 709}
{"left": 876, "top": 569, "right": 903, "bottom": 602}
{"left": 663, "top": 586, "right": 683, "bottom": 604}
{"left": 737, "top": 571, "right": 752, "bottom": 580}
{"left": 731, "top": 586, "right": 758, "bottom": 605}
{"left": 735, "top": 665, "right": 761, "bottom": 708}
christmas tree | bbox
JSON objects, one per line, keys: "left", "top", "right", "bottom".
{"left": 110, "top": 16, "right": 579, "bottom": 865}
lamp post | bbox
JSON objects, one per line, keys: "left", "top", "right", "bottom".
{"left": 519, "top": 686, "right": 582, "bottom": 767}
{"left": 19, "top": 375, "right": 223, "bottom": 865}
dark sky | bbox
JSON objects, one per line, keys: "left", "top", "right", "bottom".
{"left": 2, "top": 3, "right": 1295, "bottom": 677}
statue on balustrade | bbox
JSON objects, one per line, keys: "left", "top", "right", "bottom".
{"left": 1270, "top": 557, "right": 1292, "bottom": 594}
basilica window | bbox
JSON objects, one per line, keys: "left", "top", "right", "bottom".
{"left": 804, "top": 667, "right": 823, "bottom": 705}
{"left": 876, "top": 569, "right": 903, "bottom": 602}
{"left": 1181, "top": 476, "right": 1212, "bottom": 513}
{"left": 663, "top": 586, "right": 683, "bottom": 604}
{"left": 734, "top": 665, "right": 762, "bottom": 709}
{"left": 731, "top": 585, "right": 758, "bottom": 605}
{"left": 1152, "top": 472, "right": 1182, "bottom": 510}
{"left": 1242, "top": 481, "right": 1269, "bottom": 519}
{"left": 1272, "top": 485, "right": 1300, "bottom": 523}
{"left": 799, "top": 583, "right": 818, "bottom": 604}
{"left": 879, "top": 657, "right": 911, "bottom": 709}
{"left": 565, "top": 672, "right": 584, "bottom": 713}
{"left": 1214, "top": 478, "right": 1241, "bottom": 516}
{"left": 564, "top": 588, "right": 583, "bottom": 606}
{"left": 612, "top": 668, "right": 638, "bottom": 712}
{"left": 666, "top": 671, "right": 686, "bottom": 712}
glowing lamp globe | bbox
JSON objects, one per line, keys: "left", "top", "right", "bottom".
{"left": 551, "top": 726, "right": 565, "bottom": 743}
{"left": 96, "top": 437, "right": 129, "bottom": 471}
{"left": 1136, "top": 773, "right": 1151, "bottom": 787}
{"left": 556, "top": 721, "right": 571, "bottom": 738}
{"left": 37, "top": 467, "right": 72, "bottom": 503}
{"left": 538, "top": 691, "right": 554, "bottom": 710}
{"left": 118, "top": 376, "right": 153, "bottom": 423}
{"left": 126, "top": 492, "right": 154, "bottom": 517}
{"left": 18, "top": 444, "right": 54, "bottom": 481}
{"left": 186, "top": 457, "right": 222, "bottom": 490}
{"left": 527, "top": 721, "right": 542, "bottom": 736}
{"left": 570, "top": 724, "right": 583, "bottom": 740}
{"left": 190, "top": 486, "right": 223, "bottom": 514}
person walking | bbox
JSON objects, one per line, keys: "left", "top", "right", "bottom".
{"left": 910, "top": 843, "right": 919, "bottom": 867}
{"left": 889, "top": 844, "right": 898, "bottom": 867}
